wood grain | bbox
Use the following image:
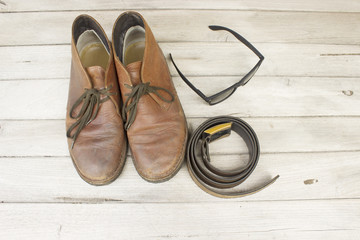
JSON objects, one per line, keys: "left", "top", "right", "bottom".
{"left": 0, "top": 152, "right": 359, "bottom": 203}
{"left": 0, "top": 200, "right": 359, "bottom": 240}
{"left": 0, "top": 77, "right": 359, "bottom": 120}
{"left": 0, "top": 117, "right": 359, "bottom": 157}
{"left": 1, "top": 10, "right": 360, "bottom": 46}
{"left": 1, "top": 0, "right": 360, "bottom": 12}
{"left": 1, "top": 1, "right": 360, "bottom": 239}
{"left": 1, "top": 43, "right": 360, "bottom": 80}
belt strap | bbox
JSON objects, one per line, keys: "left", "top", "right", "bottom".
{"left": 187, "top": 116, "right": 279, "bottom": 198}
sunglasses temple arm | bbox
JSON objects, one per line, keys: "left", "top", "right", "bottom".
{"left": 169, "top": 54, "right": 208, "bottom": 100}
{"left": 209, "top": 25, "right": 264, "bottom": 60}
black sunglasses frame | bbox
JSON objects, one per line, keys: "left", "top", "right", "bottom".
{"left": 170, "top": 25, "right": 264, "bottom": 105}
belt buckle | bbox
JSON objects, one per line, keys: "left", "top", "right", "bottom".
{"left": 202, "top": 122, "right": 232, "bottom": 142}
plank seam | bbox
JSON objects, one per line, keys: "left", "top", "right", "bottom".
{"left": 2, "top": 8, "right": 360, "bottom": 14}
{"left": 0, "top": 149, "right": 360, "bottom": 159}
{"left": 2, "top": 115, "right": 360, "bottom": 121}
{"left": 1, "top": 198, "right": 360, "bottom": 204}
{"left": 3, "top": 42, "right": 360, "bottom": 48}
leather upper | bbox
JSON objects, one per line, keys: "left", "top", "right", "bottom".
{"left": 112, "top": 12, "right": 188, "bottom": 182}
{"left": 66, "top": 15, "right": 127, "bottom": 185}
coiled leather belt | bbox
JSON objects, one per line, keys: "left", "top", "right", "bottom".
{"left": 187, "top": 116, "right": 279, "bottom": 198}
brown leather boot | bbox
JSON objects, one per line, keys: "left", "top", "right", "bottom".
{"left": 66, "top": 15, "right": 127, "bottom": 185}
{"left": 112, "top": 11, "right": 188, "bottom": 182}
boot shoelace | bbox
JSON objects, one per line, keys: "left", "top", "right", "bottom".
{"left": 66, "top": 85, "right": 115, "bottom": 149}
{"left": 122, "top": 82, "right": 174, "bottom": 130}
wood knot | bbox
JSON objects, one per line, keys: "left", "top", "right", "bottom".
{"left": 342, "top": 90, "right": 353, "bottom": 96}
{"left": 304, "top": 179, "right": 318, "bottom": 185}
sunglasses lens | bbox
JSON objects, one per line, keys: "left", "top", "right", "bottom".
{"left": 243, "top": 67, "right": 259, "bottom": 86}
{"left": 209, "top": 88, "right": 235, "bottom": 105}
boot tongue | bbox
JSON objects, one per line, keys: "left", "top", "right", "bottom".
{"left": 86, "top": 66, "right": 106, "bottom": 89}
{"left": 126, "top": 61, "right": 142, "bottom": 85}
{"left": 125, "top": 60, "right": 171, "bottom": 109}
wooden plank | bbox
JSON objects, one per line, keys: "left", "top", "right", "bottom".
{"left": 0, "top": 77, "right": 359, "bottom": 120}
{"left": 1, "top": 43, "right": 360, "bottom": 80}
{"left": 0, "top": 152, "right": 359, "bottom": 203}
{"left": 0, "top": 79, "right": 68, "bottom": 119}
{"left": 1, "top": 0, "right": 360, "bottom": 12}
{"left": 2, "top": 11, "right": 360, "bottom": 46}
{"left": 0, "top": 200, "right": 359, "bottom": 239}
{"left": 0, "top": 117, "right": 359, "bottom": 157}
{"left": 0, "top": 2, "right": 358, "bottom": 240}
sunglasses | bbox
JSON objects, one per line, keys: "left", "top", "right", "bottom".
{"left": 169, "top": 25, "right": 264, "bottom": 105}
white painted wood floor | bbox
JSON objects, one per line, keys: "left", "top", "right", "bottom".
{"left": 1, "top": 1, "right": 359, "bottom": 239}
